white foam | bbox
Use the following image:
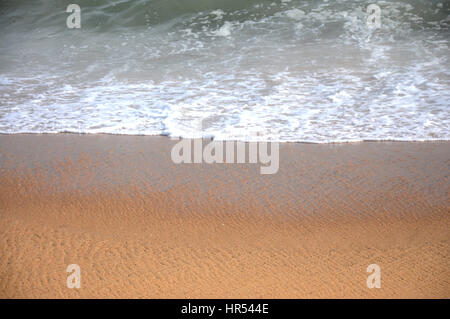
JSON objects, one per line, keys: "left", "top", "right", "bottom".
{"left": 285, "top": 9, "right": 306, "bottom": 20}
{"left": 211, "top": 21, "right": 234, "bottom": 37}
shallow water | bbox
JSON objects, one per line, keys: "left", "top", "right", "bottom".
{"left": 0, "top": 0, "right": 449, "bottom": 142}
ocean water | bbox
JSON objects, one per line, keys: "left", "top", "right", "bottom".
{"left": 0, "top": 0, "right": 449, "bottom": 142}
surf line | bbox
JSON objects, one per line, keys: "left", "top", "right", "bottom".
{"left": 171, "top": 138, "right": 279, "bottom": 175}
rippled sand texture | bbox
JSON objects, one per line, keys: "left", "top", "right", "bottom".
{"left": 0, "top": 135, "right": 449, "bottom": 298}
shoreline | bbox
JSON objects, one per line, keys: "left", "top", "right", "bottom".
{"left": 0, "top": 134, "right": 449, "bottom": 298}
{"left": 0, "top": 132, "right": 449, "bottom": 145}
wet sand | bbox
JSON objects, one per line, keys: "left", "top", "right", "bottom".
{"left": 0, "top": 134, "right": 449, "bottom": 298}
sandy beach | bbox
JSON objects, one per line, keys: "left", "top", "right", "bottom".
{"left": 0, "top": 134, "right": 448, "bottom": 298}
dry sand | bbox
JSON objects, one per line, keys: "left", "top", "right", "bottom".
{"left": 0, "top": 134, "right": 448, "bottom": 298}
